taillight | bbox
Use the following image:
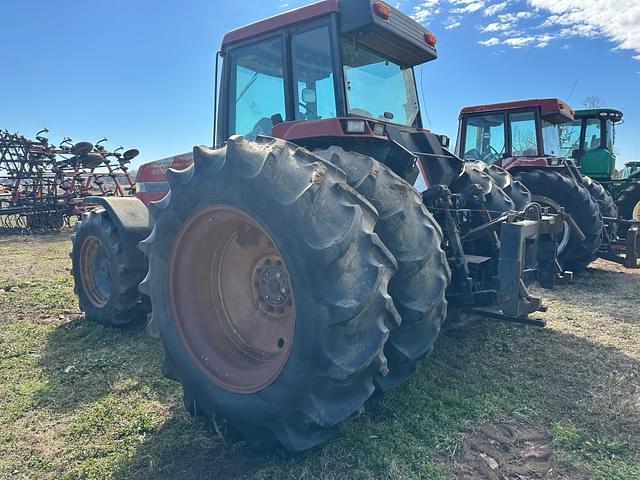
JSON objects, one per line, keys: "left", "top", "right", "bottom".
{"left": 373, "top": 1, "right": 391, "bottom": 20}
{"left": 424, "top": 31, "right": 437, "bottom": 47}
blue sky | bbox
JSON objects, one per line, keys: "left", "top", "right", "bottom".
{"left": 1, "top": 0, "right": 639, "bottom": 168}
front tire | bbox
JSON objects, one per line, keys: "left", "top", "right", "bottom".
{"left": 581, "top": 176, "right": 618, "bottom": 219}
{"left": 71, "top": 210, "right": 147, "bottom": 325}
{"left": 140, "top": 137, "right": 399, "bottom": 451}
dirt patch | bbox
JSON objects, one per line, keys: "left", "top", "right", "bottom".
{"left": 452, "top": 421, "right": 559, "bottom": 480}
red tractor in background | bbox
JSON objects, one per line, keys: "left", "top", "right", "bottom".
{"left": 70, "top": 0, "right": 566, "bottom": 451}
{"left": 456, "top": 98, "right": 639, "bottom": 270}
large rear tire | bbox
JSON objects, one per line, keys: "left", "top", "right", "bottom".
{"left": 454, "top": 162, "right": 516, "bottom": 220}
{"left": 616, "top": 180, "right": 640, "bottom": 237}
{"left": 140, "top": 136, "right": 399, "bottom": 451}
{"left": 581, "top": 176, "right": 618, "bottom": 219}
{"left": 71, "top": 210, "right": 147, "bottom": 326}
{"left": 481, "top": 163, "right": 532, "bottom": 210}
{"left": 513, "top": 169, "right": 603, "bottom": 273}
{"left": 314, "top": 147, "right": 449, "bottom": 392}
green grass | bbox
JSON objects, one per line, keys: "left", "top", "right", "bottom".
{"left": 0, "top": 234, "right": 638, "bottom": 479}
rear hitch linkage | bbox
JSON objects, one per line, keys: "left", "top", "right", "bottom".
{"left": 423, "top": 185, "right": 571, "bottom": 327}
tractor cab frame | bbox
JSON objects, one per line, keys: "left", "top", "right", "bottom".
{"left": 455, "top": 98, "right": 578, "bottom": 175}
{"left": 214, "top": 0, "right": 464, "bottom": 189}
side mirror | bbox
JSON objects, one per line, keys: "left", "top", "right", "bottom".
{"left": 571, "top": 149, "right": 579, "bottom": 159}
{"left": 301, "top": 88, "right": 316, "bottom": 104}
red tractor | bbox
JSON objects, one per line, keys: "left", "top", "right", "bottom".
{"left": 70, "top": 0, "right": 565, "bottom": 450}
{"left": 456, "top": 99, "right": 639, "bottom": 270}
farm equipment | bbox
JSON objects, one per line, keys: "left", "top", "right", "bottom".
{"left": 70, "top": 0, "right": 567, "bottom": 451}
{"left": 456, "top": 99, "right": 639, "bottom": 269}
{"left": 0, "top": 129, "right": 138, "bottom": 232}
{"left": 558, "top": 108, "right": 640, "bottom": 230}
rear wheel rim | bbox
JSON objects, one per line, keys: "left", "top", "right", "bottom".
{"left": 169, "top": 206, "right": 295, "bottom": 394}
{"left": 532, "top": 195, "right": 571, "bottom": 254}
{"left": 633, "top": 200, "right": 640, "bottom": 221}
{"left": 80, "top": 236, "right": 112, "bottom": 308}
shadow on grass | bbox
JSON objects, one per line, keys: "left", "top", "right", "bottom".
{"left": 36, "top": 316, "right": 177, "bottom": 412}
{"left": 107, "top": 319, "right": 640, "bottom": 480}
{"left": 547, "top": 264, "right": 640, "bottom": 324}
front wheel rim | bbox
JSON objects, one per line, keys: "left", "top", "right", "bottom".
{"left": 80, "top": 236, "right": 112, "bottom": 308}
{"left": 169, "top": 206, "right": 296, "bottom": 394}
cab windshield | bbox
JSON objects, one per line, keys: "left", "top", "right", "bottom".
{"left": 341, "top": 38, "right": 419, "bottom": 127}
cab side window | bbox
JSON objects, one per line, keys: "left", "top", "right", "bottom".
{"left": 510, "top": 111, "right": 538, "bottom": 156}
{"left": 229, "top": 37, "right": 286, "bottom": 140}
{"left": 584, "top": 119, "right": 602, "bottom": 151}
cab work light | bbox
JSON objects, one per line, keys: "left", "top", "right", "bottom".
{"left": 346, "top": 119, "right": 367, "bottom": 133}
{"left": 373, "top": 1, "right": 391, "bottom": 20}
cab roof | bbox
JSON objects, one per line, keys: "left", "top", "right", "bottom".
{"left": 459, "top": 98, "right": 574, "bottom": 122}
{"left": 222, "top": 1, "right": 339, "bottom": 47}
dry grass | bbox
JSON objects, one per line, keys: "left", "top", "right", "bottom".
{"left": 0, "top": 235, "right": 638, "bottom": 479}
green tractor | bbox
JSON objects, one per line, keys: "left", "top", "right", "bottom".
{"left": 559, "top": 108, "right": 640, "bottom": 226}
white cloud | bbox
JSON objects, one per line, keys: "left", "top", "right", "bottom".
{"left": 406, "top": 0, "right": 640, "bottom": 61}
{"left": 498, "top": 11, "right": 534, "bottom": 22}
{"left": 412, "top": 0, "right": 441, "bottom": 22}
{"left": 502, "top": 33, "right": 554, "bottom": 48}
{"left": 484, "top": 1, "right": 509, "bottom": 16}
{"left": 482, "top": 22, "right": 513, "bottom": 32}
{"left": 450, "top": 1, "right": 485, "bottom": 14}
{"left": 527, "top": 0, "right": 640, "bottom": 60}
{"left": 479, "top": 37, "right": 501, "bottom": 46}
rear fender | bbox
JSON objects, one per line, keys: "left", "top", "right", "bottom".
{"left": 84, "top": 196, "right": 152, "bottom": 269}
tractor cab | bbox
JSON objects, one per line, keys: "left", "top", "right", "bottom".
{"left": 558, "top": 108, "right": 623, "bottom": 181}
{"left": 215, "top": 0, "right": 463, "bottom": 188}
{"left": 623, "top": 161, "right": 640, "bottom": 180}
{"left": 218, "top": 0, "right": 436, "bottom": 142}
{"left": 456, "top": 99, "right": 575, "bottom": 170}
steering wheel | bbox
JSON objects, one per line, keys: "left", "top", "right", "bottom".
{"left": 481, "top": 145, "right": 501, "bottom": 164}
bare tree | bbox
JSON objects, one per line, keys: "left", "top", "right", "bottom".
{"left": 582, "top": 96, "right": 604, "bottom": 108}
